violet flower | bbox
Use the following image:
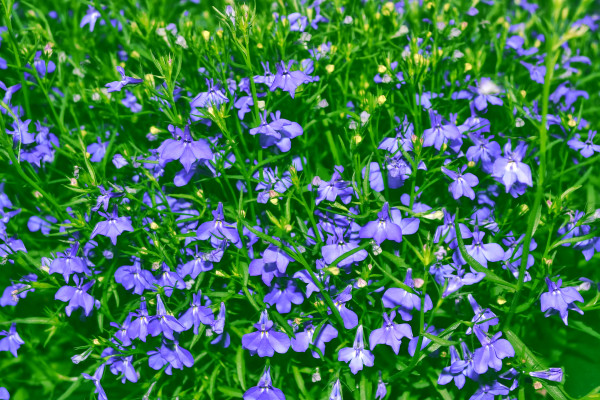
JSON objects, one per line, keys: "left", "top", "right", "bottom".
{"left": 492, "top": 140, "right": 532, "bottom": 193}
{"left": 241, "top": 310, "right": 290, "bottom": 357}
{"left": 359, "top": 202, "right": 403, "bottom": 245}
{"left": 90, "top": 206, "right": 134, "bottom": 245}
{"left": 422, "top": 110, "right": 462, "bottom": 151}
{"left": 369, "top": 310, "right": 413, "bottom": 354}
{"left": 243, "top": 367, "right": 285, "bottom": 400}
{"left": 0, "top": 323, "right": 24, "bottom": 357}
{"left": 147, "top": 295, "right": 185, "bottom": 340}
{"left": 54, "top": 276, "right": 97, "bottom": 317}
{"left": 338, "top": 325, "right": 374, "bottom": 374}
{"left": 105, "top": 66, "right": 143, "bottom": 92}
{"left": 332, "top": 286, "right": 359, "bottom": 329}
{"left": 270, "top": 60, "right": 310, "bottom": 98}
{"left": 568, "top": 130, "right": 600, "bottom": 158}
{"left": 442, "top": 165, "right": 479, "bottom": 200}
{"left": 540, "top": 277, "right": 584, "bottom": 325}
{"left": 382, "top": 268, "right": 433, "bottom": 321}
{"left": 82, "top": 364, "right": 107, "bottom": 400}
{"left": 472, "top": 327, "right": 515, "bottom": 374}
{"left": 196, "top": 202, "right": 241, "bottom": 248}
{"left": 158, "top": 124, "right": 213, "bottom": 172}
{"left": 290, "top": 322, "right": 338, "bottom": 358}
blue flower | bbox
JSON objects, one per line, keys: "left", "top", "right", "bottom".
{"left": 338, "top": 325, "right": 374, "bottom": 374}
{"left": 290, "top": 322, "right": 338, "bottom": 358}
{"left": 105, "top": 66, "right": 143, "bottom": 92}
{"left": 492, "top": 140, "right": 532, "bottom": 193}
{"left": 242, "top": 310, "right": 290, "bottom": 357}
{"left": 369, "top": 310, "right": 413, "bottom": 354}
{"left": 442, "top": 165, "right": 479, "bottom": 200}
{"left": 422, "top": 110, "right": 462, "bottom": 151}
{"left": 49, "top": 242, "right": 90, "bottom": 283}
{"left": 147, "top": 295, "right": 185, "bottom": 340}
{"left": 332, "top": 285, "right": 359, "bottom": 329}
{"left": 540, "top": 277, "right": 584, "bottom": 325}
{"left": 82, "top": 364, "right": 107, "bottom": 400}
{"left": 243, "top": 367, "right": 285, "bottom": 400}
{"left": 0, "top": 323, "right": 24, "bottom": 357}
{"left": 80, "top": 6, "right": 102, "bottom": 32}
{"left": 382, "top": 268, "right": 433, "bottom": 321}
{"left": 264, "top": 279, "right": 304, "bottom": 313}
{"left": 54, "top": 276, "right": 97, "bottom": 317}
{"left": 157, "top": 125, "right": 213, "bottom": 172}
{"left": 329, "top": 379, "right": 342, "bottom": 400}
{"left": 359, "top": 202, "right": 403, "bottom": 245}
{"left": 196, "top": 202, "right": 241, "bottom": 248}
{"left": 472, "top": 327, "right": 514, "bottom": 374}
{"left": 90, "top": 206, "right": 134, "bottom": 245}
{"left": 270, "top": 61, "right": 310, "bottom": 98}
{"left": 529, "top": 368, "right": 563, "bottom": 382}
{"left": 114, "top": 257, "right": 156, "bottom": 295}
{"left": 178, "top": 290, "right": 214, "bottom": 334}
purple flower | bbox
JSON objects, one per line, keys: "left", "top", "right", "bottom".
{"left": 466, "top": 133, "right": 500, "bottom": 174}
{"left": 178, "top": 245, "right": 214, "bottom": 279}
{"left": 423, "top": 110, "right": 462, "bottom": 151}
{"left": 540, "top": 277, "right": 584, "bottom": 325}
{"left": 369, "top": 310, "right": 413, "bottom": 354}
{"left": 520, "top": 61, "right": 546, "bottom": 84}
{"left": 290, "top": 322, "right": 338, "bottom": 358}
{"left": 54, "top": 276, "right": 97, "bottom": 317}
{"left": 438, "top": 345, "right": 468, "bottom": 389}
{"left": 82, "top": 364, "right": 107, "bottom": 400}
{"left": 208, "top": 302, "right": 230, "bottom": 347}
{"left": 0, "top": 323, "right": 24, "bottom": 357}
{"left": 80, "top": 6, "right": 102, "bottom": 32}
{"left": 338, "top": 325, "right": 374, "bottom": 374}
{"left": 242, "top": 310, "right": 290, "bottom": 357}
{"left": 158, "top": 125, "right": 213, "bottom": 172}
{"left": 86, "top": 137, "right": 108, "bottom": 162}
{"left": 114, "top": 258, "right": 156, "bottom": 295}
{"left": 321, "top": 227, "right": 368, "bottom": 267}
{"left": 90, "top": 206, "right": 134, "bottom": 245}
{"left": 329, "top": 379, "right": 342, "bottom": 400}
{"left": 462, "top": 226, "right": 504, "bottom": 268}
{"left": 314, "top": 166, "right": 355, "bottom": 205}
{"left": 359, "top": 202, "right": 403, "bottom": 245}
{"left": 408, "top": 324, "right": 440, "bottom": 356}
{"left": 492, "top": 140, "right": 532, "bottom": 193}
{"left": 473, "top": 327, "right": 515, "bottom": 374}
{"left": 270, "top": 61, "right": 310, "bottom": 98}
{"left": 471, "top": 78, "right": 503, "bottom": 110}
{"left": 147, "top": 295, "right": 185, "bottom": 340}
{"left": 529, "top": 368, "right": 563, "bottom": 382}
{"left": 156, "top": 264, "right": 185, "bottom": 297}
{"left": 249, "top": 111, "right": 303, "bottom": 152}
{"left": 49, "top": 242, "right": 91, "bottom": 283}
{"left": 196, "top": 202, "right": 241, "bottom": 248}
{"left": 264, "top": 279, "right": 304, "bottom": 313}
{"left": 466, "top": 294, "right": 498, "bottom": 334}
{"left": 332, "top": 286, "right": 359, "bottom": 329}
{"left": 105, "top": 66, "right": 143, "bottom": 92}
{"left": 6, "top": 118, "right": 35, "bottom": 145}
{"left": 0, "top": 275, "right": 36, "bottom": 307}
{"left": 121, "top": 90, "right": 141, "bottom": 112}
{"left": 190, "top": 79, "right": 229, "bottom": 108}
{"left": 442, "top": 165, "right": 479, "bottom": 200}
{"left": 110, "top": 315, "right": 132, "bottom": 347}
{"left": 179, "top": 290, "right": 214, "bottom": 334}
{"left": 382, "top": 268, "right": 433, "bottom": 321}
{"left": 375, "top": 374, "right": 387, "bottom": 399}
{"left": 243, "top": 367, "right": 285, "bottom": 400}
{"left": 568, "top": 130, "right": 600, "bottom": 158}
{"left": 128, "top": 298, "right": 151, "bottom": 342}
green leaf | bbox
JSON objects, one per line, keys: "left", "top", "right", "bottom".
{"left": 236, "top": 346, "right": 246, "bottom": 391}
{"left": 422, "top": 332, "right": 459, "bottom": 347}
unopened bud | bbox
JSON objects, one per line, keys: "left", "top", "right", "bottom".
{"left": 414, "top": 278, "right": 424, "bottom": 288}
{"left": 356, "top": 278, "right": 367, "bottom": 288}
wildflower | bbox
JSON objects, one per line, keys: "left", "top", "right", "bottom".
{"left": 314, "top": 166, "right": 355, "bottom": 205}
{"left": 196, "top": 202, "right": 241, "bottom": 247}
{"left": 157, "top": 125, "right": 213, "bottom": 172}
{"left": 54, "top": 276, "right": 97, "bottom": 317}
{"left": 82, "top": 364, "right": 107, "bottom": 400}
{"left": 321, "top": 227, "right": 368, "bottom": 267}
{"left": 460, "top": 226, "right": 504, "bottom": 268}
{"left": 179, "top": 290, "right": 214, "bottom": 334}
{"left": 87, "top": 137, "right": 109, "bottom": 162}
{"left": 122, "top": 90, "right": 142, "bottom": 112}
{"left": 243, "top": 367, "right": 285, "bottom": 400}
{"left": 110, "top": 315, "right": 132, "bottom": 347}
{"left": 249, "top": 111, "right": 303, "bottom": 153}
{"left": 520, "top": 61, "right": 546, "bottom": 84}
{"left": 332, "top": 286, "right": 359, "bottom": 329}
{"left": 178, "top": 245, "right": 214, "bottom": 279}
{"left": 128, "top": 298, "right": 151, "bottom": 342}
{"left": 375, "top": 373, "right": 387, "bottom": 399}
{"left": 369, "top": 310, "right": 413, "bottom": 354}
{"left": 568, "top": 130, "right": 600, "bottom": 158}
{"left": 382, "top": 269, "right": 433, "bottom": 321}
{"left": 329, "top": 379, "right": 342, "bottom": 400}
{"left": 0, "top": 323, "right": 24, "bottom": 357}
{"left": 290, "top": 323, "right": 338, "bottom": 358}
{"left": 472, "top": 327, "right": 515, "bottom": 374}
{"left": 471, "top": 78, "right": 503, "bottom": 110}
{"left": 190, "top": 79, "right": 229, "bottom": 108}
{"left": 90, "top": 206, "right": 134, "bottom": 245}
{"left": 492, "top": 140, "right": 532, "bottom": 193}
{"left": 466, "top": 133, "right": 500, "bottom": 174}
{"left": 242, "top": 310, "right": 290, "bottom": 357}
{"left": 438, "top": 345, "right": 468, "bottom": 389}
{"left": 338, "top": 325, "right": 374, "bottom": 374}
{"left": 105, "top": 66, "right": 143, "bottom": 92}
{"left": 156, "top": 264, "right": 185, "bottom": 297}
{"left": 6, "top": 118, "right": 35, "bottom": 145}
{"left": 147, "top": 295, "right": 185, "bottom": 340}
{"left": 470, "top": 380, "right": 510, "bottom": 399}
{"left": 359, "top": 202, "right": 403, "bottom": 244}
{"left": 408, "top": 324, "right": 441, "bottom": 356}
{"left": 270, "top": 61, "right": 310, "bottom": 98}
{"left": 80, "top": 6, "right": 102, "bottom": 32}
{"left": 529, "top": 368, "right": 563, "bottom": 382}
{"left": 422, "top": 110, "right": 462, "bottom": 151}
{"left": 442, "top": 165, "right": 479, "bottom": 200}
{"left": 48, "top": 242, "right": 90, "bottom": 283}
{"left": 540, "top": 277, "right": 584, "bottom": 325}
{"left": 0, "top": 275, "right": 36, "bottom": 307}
{"left": 264, "top": 279, "right": 304, "bottom": 313}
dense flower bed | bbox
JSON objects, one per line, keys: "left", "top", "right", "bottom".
{"left": 0, "top": 0, "right": 599, "bottom": 399}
